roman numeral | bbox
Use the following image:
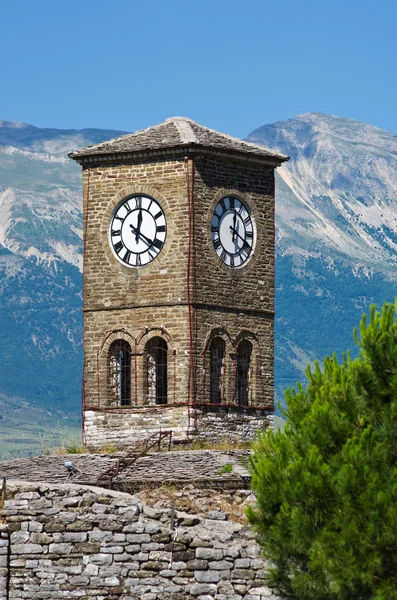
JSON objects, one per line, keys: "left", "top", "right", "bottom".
{"left": 157, "top": 225, "right": 166, "bottom": 232}
{"left": 239, "top": 204, "right": 244, "bottom": 215}
{"left": 229, "top": 197, "right": 235, "bottom": 209}
{"left": 114, "top": 241, "right": 123, "bottom": 254}
{"left": 111, "top": 229, "right": 121, "bottom": 237}
{"left": 242, "top": 240, "right": 252, "bottom": 255}
{"left": 221, "top": 249, "right": 227, "bottom": 262}
{"left": 153, "top": 238, "right": 164, "bottom": 250}
{"left": 148, "top": 199, "right": 153, "bottom": 211}
{"left": 220, "top": 198, "right": 226, "bottom": 212}
{"left": 135, "top": 197, "right": 142, "bottom": 208}
{"left": 136, "top": 254, "right": 142, "bottom": 266}
{"left": 148, "top": 251, "right": 156, "bottom": 261}
{"left": 124, "top": 201, "right": 132, "bottom": 213}
{"left": 123, "top": 249, "right": 131, "bottom": 263}
{"left": 230, "top": 254, "right": 235, "bottom": 267}
{"left": 154, "top": 211, "right": 162, "bottom": 220}
{"left": 246, "top": 231, "right": 253, "bottom": 239}
{"left": 114, "top": 214, "right": 124, "bottom": 222}
{"left": 213, "top": 238, "right": 221, "bottom": 251}
{"left": 244, "top": 216, "right": 251, "bottom": 226}
{"left": 211, "top": 225, "right": 219, "bottom": 233}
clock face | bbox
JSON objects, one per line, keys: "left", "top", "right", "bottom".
{"left": 211, "top": 196, "right": 255, "bottom": 267}
{"left": 109, "top": 195, "right": 167, "bottom": 267}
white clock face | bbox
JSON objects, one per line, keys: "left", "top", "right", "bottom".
{"left": 109, "top": 195, "right": 166, "bottom": 267}
{"left": 211, "top": 196, "right": 255, "bottom": 267}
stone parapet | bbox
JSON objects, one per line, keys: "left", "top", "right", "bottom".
{"left": 1, "top": 480, "right": 282, "bottom": 600}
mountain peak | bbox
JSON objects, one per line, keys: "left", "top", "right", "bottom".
{"left": 0, "top": 119, "right": 31, "bottom": 130}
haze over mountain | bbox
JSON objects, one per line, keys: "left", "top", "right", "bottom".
{"left": 1, "top": 112, "right": 396, "bottom": 455}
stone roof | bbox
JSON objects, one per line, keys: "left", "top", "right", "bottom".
{"left": 69, "top": 116, "right": 289, "bottom": 164}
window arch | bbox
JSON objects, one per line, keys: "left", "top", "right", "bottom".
{"left": 210, "top": 337, "right": 226, "bottom": 404}
{"left": 237, "top": 339, "right": 252, "bottom": 406}
{"left": 108, "top": 340, "right": 131, "bottom": 406}
{"left": 146, "top": 337, "right": 168, "bottom": 405}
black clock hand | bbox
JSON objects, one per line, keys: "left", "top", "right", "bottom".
{"left": 136, "top": 208, "right": 143, "bottom": 242}
{"left": 129, "top": 224, "right": 152, "bottom": 246}
{"left": 232, "top": 211, "right": 237, "bottom": 242}
{"left": 229, "top": 226, "right": 251, "bottom": 248}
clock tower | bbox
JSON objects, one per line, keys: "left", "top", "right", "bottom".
{"left": 70, "top": 117, "right": 288, "bottom": 449}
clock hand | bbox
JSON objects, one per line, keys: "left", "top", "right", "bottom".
{"left": 232, "top": 211, "right": 237, "bottom": 242}
{"left": 136, "top": 208, "right": 143, "bottom": 242}
{"left": 129, "top": 224, "right": 153, "bottom": 246}
{"left": 229, "top": 226, "right": 251, "bottom": 248}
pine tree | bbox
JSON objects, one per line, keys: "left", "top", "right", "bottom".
{"left": 247, "top": 301, "right": 397, "bottom": 600}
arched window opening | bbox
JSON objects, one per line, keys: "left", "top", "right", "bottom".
{"left": 146, "top": 337, "right": 168, "bottom": 405}
{"left": 237, "top": 340, "right": 252, "bottom": 406}
{"left": 210, "top": 337, "right": 225, "bottom": 404}
{"left": 108, "top": 340, "right": 131, "bottom": 406}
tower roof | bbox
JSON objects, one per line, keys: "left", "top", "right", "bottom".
{"left": 69, "top": 116, "right": 289, "bottom": 165}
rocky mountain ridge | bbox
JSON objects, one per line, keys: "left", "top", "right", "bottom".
{"left": 247, "top": 113, "right": 397, "bottom": 395}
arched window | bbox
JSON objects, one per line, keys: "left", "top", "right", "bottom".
{"left": 237, "top": 339, "right": 252, "bottom": 406}
{"left": 108, "top": 340, "right": 131, "bottom": 406}
{"left": 146, "top": 337, "right": 168, "bottom": 405}
{"left": 210, "top": 337, "right": 225, "bottom": 404}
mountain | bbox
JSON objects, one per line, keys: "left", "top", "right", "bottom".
{"left": 0, "top": 120, "right": 125, "bottom": 456}
{"left": 246, "top": 113, "right": 397, "bottom": 400}
{"left": 1, "top": 112, "right": 397, "bottom": 455}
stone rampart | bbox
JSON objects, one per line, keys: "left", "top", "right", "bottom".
{"left": 0, "top": 480, "right": 280, "bottom": 600}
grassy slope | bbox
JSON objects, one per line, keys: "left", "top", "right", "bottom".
{"left": 0, "top": 393, "right": 81, "bottom": 459}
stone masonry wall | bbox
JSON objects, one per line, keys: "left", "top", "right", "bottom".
{"left": 0, "top": 523, "right": 9, "bottom": 600}
{"left": 82, "top": 151, "right": 276, "bottom": 416}
{"left": 84, "top": 406, "right": 192, "bottom": 449}
{"left": 84, "top": 406, "right": 271, "bottom": 450}
{"left": 192, "top": 407, "right": 274, "bottom": 443}
{"left": 1, "top": 480, "right": 281, "bottom": 600}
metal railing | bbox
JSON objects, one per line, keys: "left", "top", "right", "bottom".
{"left": 96, "top": 430, "right": 172, "bottom": 489}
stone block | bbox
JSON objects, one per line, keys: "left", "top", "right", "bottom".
{"left": 11, "top": 543, "right": 44, "bottom": 554}
{"left": 123, "top": 522, "right": 145, "bottom": 534}
{"left": 248, "top": 586, "right": 274, "bottom": 597}
{"left": 190, "top": 583, "right": 217, "bottom": 596}
{"left": 88, "top": 553, "right": 113, "bottom": 566}
{"left": 10, "top": 531, "right": 29, "bottom": 544}
{"left": 232, "top": 569, "right": 255, "bottom": 580}
{"left": 187, "top": 559, "right": 209, "bottom": 571}
{"left": 126, "top": 533, "right": 151, "bottom": 543}
{"left": 209, "top": 560, "right": 233, "bottom": 570}
{"left": 48, "top": 543, "right": 73, "bottom": 555}
{"left": 30, "top": 533, "right": 53, "bottom": 545}
{"left": 196, "top": 548, "right": 223, "bottom": 560}
{"left": 195, "top": 570, "right": 220, "bottom": 583}
{"left": 99, "top": 545, "right": 125, "bottom": 554}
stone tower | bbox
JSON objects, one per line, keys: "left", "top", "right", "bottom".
{"left": 69, "top": 117, "right": 288, "bottom": 449}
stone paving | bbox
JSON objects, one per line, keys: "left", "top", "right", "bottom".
{"left": 0, "top": 450, "right": 251, "bottom": 490}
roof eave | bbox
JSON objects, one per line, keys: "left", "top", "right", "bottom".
{"left": 69, "top": 143, "right": 289, "bottom": 168}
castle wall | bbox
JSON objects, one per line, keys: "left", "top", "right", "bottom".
{"left": 1, "top": 480, "right": 281, "bottom": 600}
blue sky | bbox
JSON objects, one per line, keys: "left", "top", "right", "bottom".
{"left": 1, "top": 0, "right": 395, "bottom": 137}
